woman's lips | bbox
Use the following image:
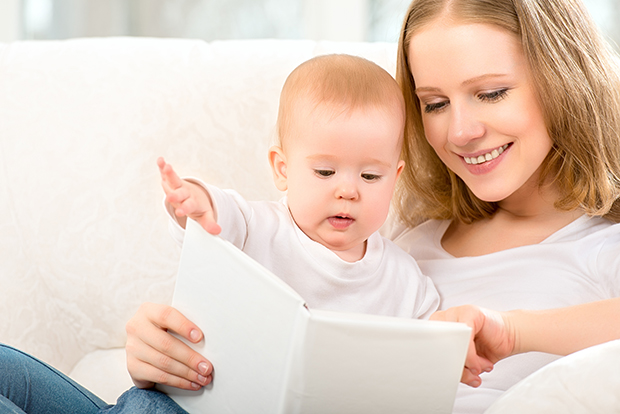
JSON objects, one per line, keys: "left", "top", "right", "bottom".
{"left": 460, "top": 143, "right": 512, "bottom": 175}
{"left": 463, "top": 143, "right": 510, "bottom": 165}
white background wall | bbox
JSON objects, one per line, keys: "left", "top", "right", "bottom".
{"left": 0, "top": 0, "right": 21, "bottom": 42}
{"left": 1, "top": 0, "right": 619, "bottom": 49}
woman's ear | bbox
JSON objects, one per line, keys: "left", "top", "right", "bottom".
{"left": 268, "top": 146, "right": 288, "bottom": 191}
{"left": 396, "top": 160, "right": 405, "bottom": 179}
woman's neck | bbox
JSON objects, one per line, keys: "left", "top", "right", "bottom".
{"left": 495, "top": 174, "right": 561, "bottom": 220}
{"left": 442, "top": 180, "right": 584, "bottom": 257}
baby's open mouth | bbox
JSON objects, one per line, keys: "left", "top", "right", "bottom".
{"left": 328, "top": 215, "right": 354, "bottom": 229}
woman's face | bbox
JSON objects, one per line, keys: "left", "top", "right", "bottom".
{"left": 408, "top": 21, "right": 553, "bottom": 204}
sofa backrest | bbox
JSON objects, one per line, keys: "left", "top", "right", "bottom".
{"left": 0, "top": 37, "right": 397, "bottom": 372}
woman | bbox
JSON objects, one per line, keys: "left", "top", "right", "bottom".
{"left": 2, "top": 0, "right": 620, "bottom": 413}
{"left": 387, "top": 0, "right": 620, "bottom": 411}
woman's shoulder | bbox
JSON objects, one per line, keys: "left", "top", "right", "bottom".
{"left": 544, "top": 214, "right": 620, "bottom": 243}
{"left": 380, "top": 215, "right": 450, "bottom": 255}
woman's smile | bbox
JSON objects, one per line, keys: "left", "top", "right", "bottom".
{"left": 462, "top": 143, "right": 510, "bottom": 165}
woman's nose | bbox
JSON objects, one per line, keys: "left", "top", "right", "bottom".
{"left": 447, "top": 102, "right": 485, "bottom": 146}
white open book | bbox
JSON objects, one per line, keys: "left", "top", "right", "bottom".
{"left": 160, "top": 219, "right": 471, "bottom": 414}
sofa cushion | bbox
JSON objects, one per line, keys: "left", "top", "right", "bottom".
{"left": 484, "top": 339, "right": 620, "bottom": 413}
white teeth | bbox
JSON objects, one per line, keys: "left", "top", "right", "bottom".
{"left": 464, "top": 144, "right": 509, "bottom": 165}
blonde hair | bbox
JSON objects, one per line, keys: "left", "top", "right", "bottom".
{"left": 277, "top": 54, "right": 405, "bottom": 149}
{"left": 395, "top": 0, "right": 620, "bottom": 225}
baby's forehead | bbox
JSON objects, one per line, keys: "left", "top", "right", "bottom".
{"left": 294, "top": 95, "right": 405, "bottom": 127}
{"left": 284, "top": 101, "right": 405, "bottom": 153}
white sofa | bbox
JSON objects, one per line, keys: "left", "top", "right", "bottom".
{"left": 1, "top": 37, "right": 619, "bottom": 412}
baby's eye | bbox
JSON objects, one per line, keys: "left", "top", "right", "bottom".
{"left": 361, "top": 173, "right": 381, "bottom": 181}
{"left": 423, "top": 101, "right": 448, "bottom": 114}
{"left": 314, "top": 169, "right": 335, "bottom": 178}
{"left": 478, "top": 88, "right": 509, "bottom": 103}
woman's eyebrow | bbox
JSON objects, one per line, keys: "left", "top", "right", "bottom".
{"left": 461, "top": 73, "right": 509, "bottom": 86}
{"left": 414, "top": 86, "right": 440, "bottom": 94}
{"left": 415, "top": 73, "right": 510, "bottom": 94}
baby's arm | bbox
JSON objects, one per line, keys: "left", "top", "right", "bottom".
{"left": 157, "top": 157, "right": 221, "bottom": 235}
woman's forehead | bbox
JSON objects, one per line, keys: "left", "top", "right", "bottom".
{"left": 407, "top": 22, "right": 524, "bottom": 85}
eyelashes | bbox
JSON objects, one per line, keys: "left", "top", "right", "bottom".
{"left": 422, "top": 88, "right": 510, "bottom": 114}
{"left": 314, "top": 170, "right": 382, "bottom": 182}
{"left": 479, "top": 88, "right": 509, "bottom": 103}
{"left": 424, "top": 101, "right": 447, "bottom": 114}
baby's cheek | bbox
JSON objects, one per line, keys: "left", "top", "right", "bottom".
{"left": 286, "top": 192, "right": 314, "bottom": 226}
{"left": 367, "top": 188, "right": 394, "bottom": 227}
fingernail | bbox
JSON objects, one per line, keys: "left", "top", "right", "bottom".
{"left": 198, "top": 362, "right": 209, "bottom": 375}
{"left": 197, "top": 374, "right": 207, "bottom": 384}
{"left": 190, "top": 329, "right": 200, "bottom": 342}
{"left": 191, "top": 382, "right": 201, "bottom": 390}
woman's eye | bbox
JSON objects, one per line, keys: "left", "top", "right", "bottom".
{"left": 478, "top": 88, "right": 509, "bottom": 103}
{"left": 423, "top": 101, "right": 448, "bottom": 114}
{"left": 314, "top": 169, "right": 334, "bottom": 177}
{"left": 361, "top": 173, "right": 381, "bottom": 181}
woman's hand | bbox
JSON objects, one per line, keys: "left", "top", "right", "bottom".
{"left": 125, "top": 302, "right": 213, "bottom": 390}
{"left": 431, "top": 305, "right": 515, "bottom": 388}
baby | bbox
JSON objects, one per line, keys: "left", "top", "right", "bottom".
{"left": 159, "top": 54, "right": 438, "bottom": 319}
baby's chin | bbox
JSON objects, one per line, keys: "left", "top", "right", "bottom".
{"left": 321, "top": 237, "right": 369, "bottom": 262}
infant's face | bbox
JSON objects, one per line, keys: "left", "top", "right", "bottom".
{"left": 280, "top": 104, "right": 404, "bottom": 261}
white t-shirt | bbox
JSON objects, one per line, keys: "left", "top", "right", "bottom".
{"left": 167, "top": 183, "right": 439, "bottom": 319}
{"left": 384, "top": 215, "right": 620, "bottom": 414}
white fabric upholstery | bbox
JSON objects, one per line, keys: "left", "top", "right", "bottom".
{"left": 484, "top": 339, "right": 620, "bottom": 414}
{"left": 1, "top": 37, "right": 616, "bottom": 409}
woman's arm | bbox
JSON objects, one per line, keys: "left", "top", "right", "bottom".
{"left": 125, "top": 302, "right": 213, "bottom": 390}
{"left": 507, "top": 297, "right": 620, "bottom": 355}
{"left": 431, "top": 297, "right": 620, "bottom": 387}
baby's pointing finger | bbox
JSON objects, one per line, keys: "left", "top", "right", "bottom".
{"left": 164, "top": 168, "right": 184, "bottom": 190}
{"left": 158, "top": 158, "right": 184, "bottom": 190}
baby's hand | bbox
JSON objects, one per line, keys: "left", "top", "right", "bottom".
{"left": 157, "top": 157, "right": 221, "bottom": 235}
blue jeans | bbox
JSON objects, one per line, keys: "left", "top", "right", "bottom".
{"left": 0, "top": 344, "right": 187, "bottom": 414}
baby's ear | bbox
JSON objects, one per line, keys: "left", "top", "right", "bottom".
{"left": 268, "top": 146, "right": 288, "bottom": 191}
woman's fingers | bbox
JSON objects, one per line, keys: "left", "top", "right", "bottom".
{"left": 126, "top": 335, "right": 211, "bottom": 390}
{"left": 125, "top": 303, "right": 212, "bottom": 389}
{"left": 461, "top": 367, "right": 482, "bottom": 388}
{"left": 431, "top": 305, "right": 494, "bottom": 386}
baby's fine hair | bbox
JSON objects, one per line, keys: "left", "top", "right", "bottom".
{"left": 276, "top": 54, "right": 405, "bottom": 148}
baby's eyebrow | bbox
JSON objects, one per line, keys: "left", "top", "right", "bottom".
{"left": 306, "top": 154, "right": 393, "bottom": 168}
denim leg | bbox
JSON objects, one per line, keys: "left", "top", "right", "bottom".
{"left": 0, "top": 344, "right": 108, "bottom": 414}
{"left": 0, "top": 395, "right": 25, "bottom": 414}
{"left": 100, "top": 387, "right": 189, "bottom": 414}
